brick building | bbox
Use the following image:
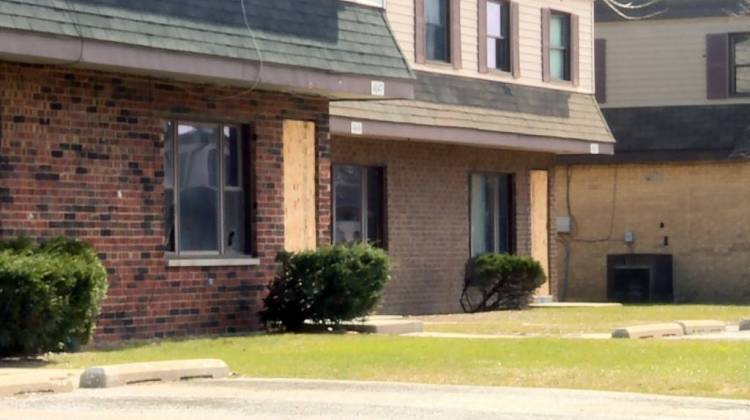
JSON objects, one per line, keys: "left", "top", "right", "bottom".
{"left": 0, "top": 0, "right": 414, "bottom": 342}
{"left": 556, "top": 0, "right": 750, "bottom": 303}
{"left": 0, "top": 0, "right": 614, "bottom": 341}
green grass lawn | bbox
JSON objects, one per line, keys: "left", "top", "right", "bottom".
{"left": 47, "top": 334, "right": 750, "bottom": 400}
{"left": 419, "top": 304, "right": 750, "bottom": 335}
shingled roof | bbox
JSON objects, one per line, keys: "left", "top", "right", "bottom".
{"left": 0, "top": 0, "right": 413, "bottom": 94}
{"left": 331, "top": 72, "right": 614, "bottom": 154}
{"left": 596, "top": 0, "right": 750, "bottom": 22}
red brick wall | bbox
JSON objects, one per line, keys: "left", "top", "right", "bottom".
{"left": 0, "top": 61, "right": 329, "bottom": 342}
{"left": 331, "top": 136, "right": 557, "bottom": 314}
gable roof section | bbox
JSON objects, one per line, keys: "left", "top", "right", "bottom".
{"left": 331, "top": 72, "right": 614, "bottom": 155}
{"left": 0, "top": 0, "right": 414, "bottom": 96}
{"left": 596, "top": 0, "right": 750, "bottom": 22}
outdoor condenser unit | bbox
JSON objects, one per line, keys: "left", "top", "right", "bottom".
{"left": 606, "top": 254, "right": 673, "bottom": 303}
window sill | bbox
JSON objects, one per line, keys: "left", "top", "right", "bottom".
{"left": 166, "top": 256, "right": 261, "bottom": 268}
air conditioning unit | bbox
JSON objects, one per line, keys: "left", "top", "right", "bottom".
{"left": 606, "top": 254, "right": 673, "bottom": 303}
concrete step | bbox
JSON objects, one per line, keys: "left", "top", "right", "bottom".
{"left": 612, "top": 323, "right": 684, "bottom": 339}
{"left": 0, "top": 369, "right": 78, "bottom": 397}
{"left": 677, "top": 320, "right": 726, "bottom": 335}
{"left": 79, "top": 359, "right": 230, "bottom": 389}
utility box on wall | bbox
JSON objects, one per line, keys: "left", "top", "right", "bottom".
{"left": 607, "top": 254, "right": 673, "bottom": 303}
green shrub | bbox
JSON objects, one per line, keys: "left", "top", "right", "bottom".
{"left": 0, "top": 237, "right": 108, "bottom": 357}
{"left": 261, "top": 243, "right": 390, "bottom": 331}
{"left": 460, "top": 253, "right": 546, "bottom": 312}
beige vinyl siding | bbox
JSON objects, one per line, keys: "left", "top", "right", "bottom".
{"left": 386, "top": 0, "right": 595, "bottom": 93}
{"left": 598, "top": 16, "right": 750, "bottom": 108}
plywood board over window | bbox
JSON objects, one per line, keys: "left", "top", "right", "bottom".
{"left": 283, "top": 120, "right": 317, "bottom": 252}
{"left": 530, "top": 170, "right": 550, "bottom": 296}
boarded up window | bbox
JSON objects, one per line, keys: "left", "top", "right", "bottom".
{"left": 283, "top": 120, "right": 317, "bottom": 252}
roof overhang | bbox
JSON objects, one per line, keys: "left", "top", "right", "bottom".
{"left": 330, "top": 116, "right": 615, "bottom": 155}
{"left": 0, "top": 28, "right": 415, "bottom": 100}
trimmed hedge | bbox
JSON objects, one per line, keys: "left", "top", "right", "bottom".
{"left": 460, "top": 253, "right": 546, "bottom": 312}
{"left": 261, "top": 243, "right": 390, "bottom": 331}
{"left": 0, "top": 237, "right": 108, "bottom": 357}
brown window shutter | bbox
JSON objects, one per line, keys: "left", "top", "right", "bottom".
{"left": 510, "top": 1, "right": 520, "bottom": 78}
{"left": 451, "top": 0, "right": 462, "bottom": 69}
{"left": 706, "top": 33, "right": 729, "bottom": 99}
{"left": 415, "top": 0, "right": 426, "bottom": 64}
{"left": 478, "top": 0, "right": 488, "bottom": 73}
{"left": 570, "top": 14, "right": 579, "bottom": 86}
{"left": 541, "top": 8, "right": 550, "bottom": 82}
{"left": 595, "top": 39, "right": 607, "bottom": 103}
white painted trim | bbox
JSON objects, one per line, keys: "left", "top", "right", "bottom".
{"left": 166, "top": 257, "right": 261, "bottom": 268}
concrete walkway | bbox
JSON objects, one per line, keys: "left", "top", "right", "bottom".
{"left": 1, "top": 378, "right": 748, "bottom": 419}
{"left": 406, "top": 326, "right": 750, "bottom": 341}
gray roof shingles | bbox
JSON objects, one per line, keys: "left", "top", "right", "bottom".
{"left": 0, "top": 0, "right": 414, "bottom": 80}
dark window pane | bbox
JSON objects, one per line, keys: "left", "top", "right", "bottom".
{"left": 164, "top": 121, "right": 175, "bottom": 252}
{"left": 496, "top": 174, "right": 513, "bottom": 254}
{"left": 224, "top": 126, "right": 240, "bottom": 188}
{"left": 734, "top": 35, "right": 750, "bottom": 65}
{"left": 736, "top": 67, "right": 750, "bottom": 94}
{"left": 366, "top": 167, "right": 385, "bottom": 246}
{"left": 471, "top": 174, "right": 494, "bottom": 256}
{"left": 334, "top": 166, "right": 364, "bottom": 243}
{"left": 178, "top": 123, "right": 219, "bottom": 252}
{"left": 224, "top": 190, "right": 246, "bottom": 255}
{"left": 426, "top": 0, "right": 450, "bottom": 62}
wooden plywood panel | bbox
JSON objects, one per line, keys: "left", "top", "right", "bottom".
{"left": 530, "top": 169, "right": 550, "bottom": 296}
{"left": 283, "top": 120, "right": 317, "bottom": 252}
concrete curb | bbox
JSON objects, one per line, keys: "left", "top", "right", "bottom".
{"left": 79, "top": 359, "right": 230, "bottom": 388}
{"left": 739, "top": 319, "right": 750, "bottom": 331}
{"left": 0, "top": 371, "right": 77, "bottom": 397}
{"left": 612, "top": 323, "right": 684, "bottom": 339}
{"left": 677, "top": 320, "right": 726, "bottom": 335}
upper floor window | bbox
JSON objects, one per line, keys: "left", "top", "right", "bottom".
{"left": 425, "top": 0, "right": 451, "bottom": 62}
{"left": 732, "top": 33, "right": 750, "bottom": 95}
{"left": 549, "top": 12, "right": 571, "bottom": 81}
{"left": 486, "top": 1, "right": 510, "bottom": 71}
{"left": 164, "top": 121, "right": 250, "bottom": 257}
{"left": 416, "top": 0, "right": 461, "bottom": 68}
{"left": 542, "top": 9, "right": 578, "bottom": 85}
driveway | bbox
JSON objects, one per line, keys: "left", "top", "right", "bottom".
{"left": 1, "top": 378, "right": 749, "bottom": 419}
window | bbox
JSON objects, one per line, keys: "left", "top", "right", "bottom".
{"left": 732, "top": 33, "right": 750, "bottom": 95}
{"left": 425, "top": 0, "right": 451, "bottom": 62}
{"left": 470, "top": 173, "right": 514, "bottom": 257}
{"left": 333, "top": 165, "right": 385, "bottom": 246}
{"left": 486, "top": 1, "right": 511, "bottom": 72}
{"left": 164, "top": 121, "right": 249, "bottom": 257}
{"left": 549, "top": 12, "right": 571, "bottom": 81}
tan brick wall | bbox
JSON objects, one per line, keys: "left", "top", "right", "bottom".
{"left": 332, "top": 136, "right": 556, "bottom": 314}
{"left": 555, "top": 161, "right": 750, "bottom": 303}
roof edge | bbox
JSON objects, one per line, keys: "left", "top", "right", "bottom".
{"left": 0, "top": 27, "right": 415, "bottom": 100}
{"left": 330, "top": 116, "right": 614, "bottom": 155}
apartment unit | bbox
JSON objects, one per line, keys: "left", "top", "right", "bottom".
{"left": 0, "top": 0, "right": 613, "bottom": 342}
{"left": 330, "top": 0, "right": 613, "bottom": 313}
{"left": 556, "top": 0, "right": 750, "bottom": 303}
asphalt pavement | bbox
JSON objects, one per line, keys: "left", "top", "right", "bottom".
{"left": 1, "top": 378, "right": 749, "bottom": 419}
